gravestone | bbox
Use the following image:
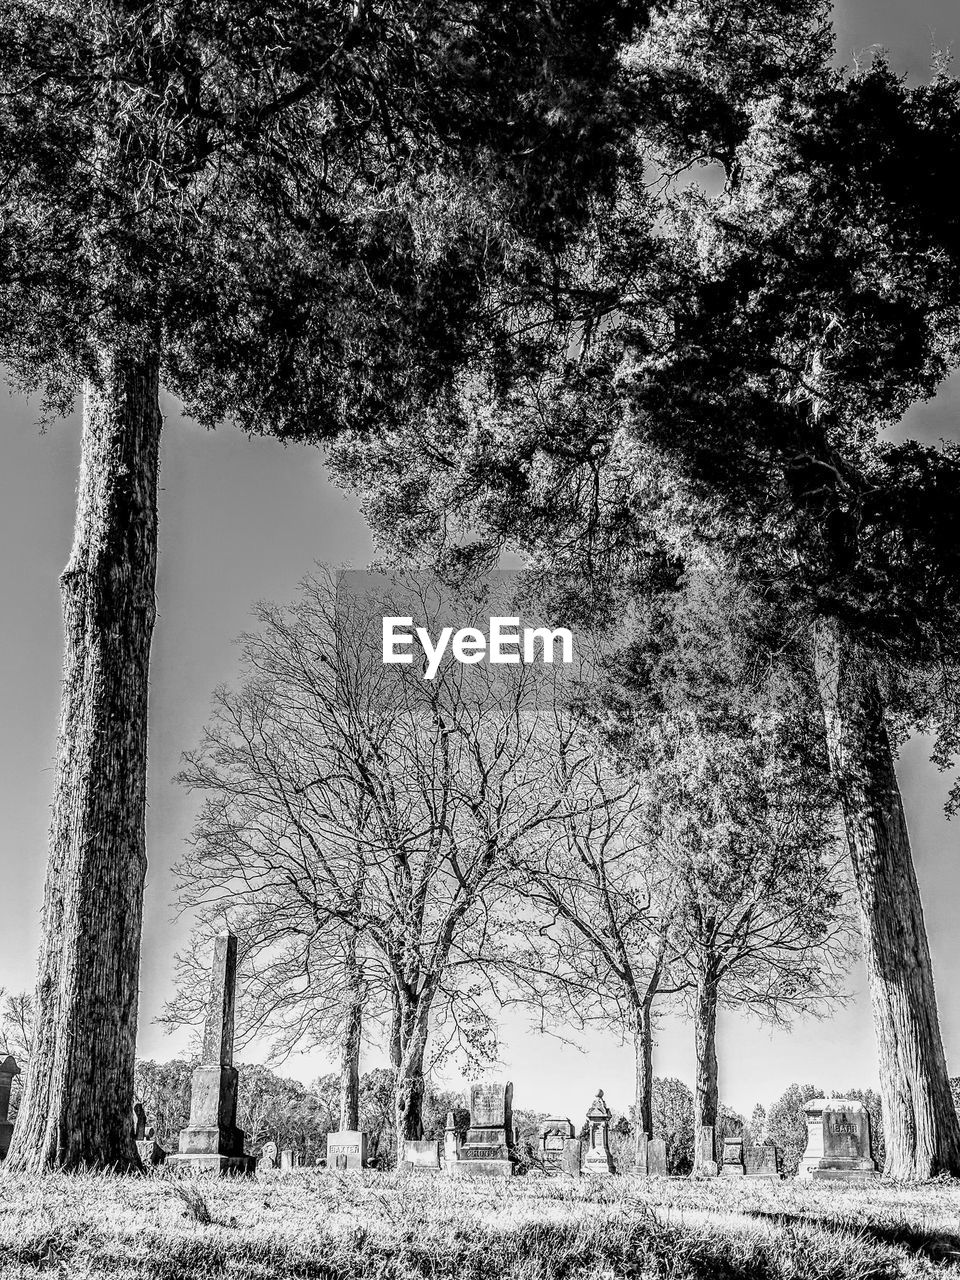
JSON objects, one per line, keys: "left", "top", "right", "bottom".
{"left": 798, "top": 1098, "right": 879, "bottom": 1181}
{"left": 538, "top": 1117, "right": 575, "bottom": 1175}
{"left": 326, "top": 1129, "right": 367, "bottom": 1170}
{"left": 647, "top": 1137, "right": 667, "bottom": 1177}
{"left": 745, "top": 1141, "right": 781, "bottom": 1180}
{"left": 403, "top": 1139, "right": 442, "bottom": 1169}
{"left": 696, "top": 1125, "right": 717, "bottom": 1177}
{"left": 451, "top": 1080, "right": 514, "bottom": 1178}
{"left": 132, "top": 1104, "right": 166, "bottom": 1166}
{"left": 561, "top": 1137, "right": 583, "bottom": 1176}
{"left": 258, "top": 1141, "right": 278, "bottom": 1171}
{"left": 167, "top": 934, "right": 255, "bottom": 1175}
{"left": 280, "top": 1147, "right": 302, "bottom": 1170}
{"left": 720, "top": 1136, "right": 745, "bottom": 1177}
{"left": 443, "top": 1111, "right": 460, "bottom": 1169}
{"left": 583, "top": 1090, "right": 615, "bottom": 1175}
{"left": 0, "top": 1055, "right": 20, "bottom": 1159}
{"left": 634, "top": 1134, "right": 649, "bottom": 1175}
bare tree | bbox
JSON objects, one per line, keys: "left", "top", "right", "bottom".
{"left": 506, "top": 746, "right": 683, "bottom": 1167}
{"left": 173, "top": 570, "right": 575, "bottom": 1150}
{"left": 594, "top": 569, "right": 857, "bottom": 1174}
{"left": 0, "top": 991, "right": 34, "bottom": 1063}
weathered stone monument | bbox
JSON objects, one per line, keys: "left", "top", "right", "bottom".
{"left": 443, "top": 1111, "right": 460, "bottom": 1168}
{"left": 798, "top": 1098, "right": 879, "bottom": 1181}
{"left": 720, "top": 1135, "right": 745, "bottom": 1177}
{"left": 583, "top": 1090, "right": 615, "bottom": 1175}
{"left": 647, "top": 1137, "right": 667, "bottom": 1177}
{"left": 538, "top": 1117, "right": 576, "bottom": 1175}
{"left": 402, "top": 1139, "right": 442, "bottom": 1169}
{"left": 634, "top": 1134, "right": 648, "bottom": 1175}
{"left": 451, "top": 1080, "right": 514, "bottom": 1178}
{"left": 0, "top": 1055, "right": 20, "bottom": 1159}
{"left": 258, "top": 1141, "right": 278, "bottom": 1171}
{"left": 168, "top": 933, "right": 255, "bottom": 1175}
{"left": 745, "top": 1142, "right": 781, "bottom": 1180}
{"left": 696, "top": 1125, "right": 718, "bottom": 1177}
{"left": 132, "top": 1102, "right": 166, "bottom": 1166}
{"left": 562, "top": 1136, "right": 583, "bottom": 1176}
{"left": 326, "top": 1129, "right": 366, "bottom": 1170}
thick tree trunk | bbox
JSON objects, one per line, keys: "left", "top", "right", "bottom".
{"left": 393, "top": 993, "right": 429, "bottom": 1156}
{"left": 692, "top": 965, "right": 719, "bottom": 1176}
{"left": 813, "top": 620, "right": 960, "bottom": 1180}
{"left": 632, "top": 995, "right": 655, "bottom": 1165}
{"left": 6, "top": 347, "right": 162, "bottom": 1172}
{"left": 339, "top": 945, "right": 363, "bottom": 1132}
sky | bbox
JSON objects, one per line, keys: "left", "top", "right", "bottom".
{"left": 1, "top": 0, "right": 960, "bottom": 1127}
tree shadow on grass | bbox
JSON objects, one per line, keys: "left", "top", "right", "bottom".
{"left": 743, "top": 1208, "right": 960, "bottom": 1270}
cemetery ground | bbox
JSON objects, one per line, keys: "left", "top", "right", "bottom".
{"left": 1, "top": 1172, "right": 960, "bottom": 1280}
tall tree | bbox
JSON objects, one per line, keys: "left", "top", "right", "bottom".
{"left": 172, "top": 570, "right": 580, "bottom": 1151}
{"left": 329, "top": 24, "right": 960, "bottom": 1178}
{"left": 507, "top": 755, "right": 681, "bottom": 1165}
{"left": 0, "top": 0, "right": 650, "bottom": 1170}
{"left": 595, "top": 570, "right": 855, "bottom": 1175}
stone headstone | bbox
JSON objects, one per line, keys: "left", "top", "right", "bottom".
{"left": 450, "top": 1080, "right": 513, "bottom": 1178}
{"left": 326, "top": 1129, "right": 367, "bottom": 1170}
{"left": 167, "top": 934, "right": 255, "bottom": 1175}
{"left": 583, "top": 1090, "right": 615, "bottom": 1175}
{"left": 745, "top": 1141, "right": 780, "bottom": 1180}
{"left": 0, "top": 1055, "right": 21, "bottom": 1160}
{"left": 137, "top": 1136, "right": 167, "bottom": 1166}
{"left": 403, "top": 1139, "right": 442, "bottom": 1169}
{"left": 280, "top": 1147, "right": 300, "bottom": 1170}
{"left": 799, "top": 1098, "right": 879, "bottom": 1181}
{"left": 561, "top": 1136, "right": 583, "bottom": 1176}
{"left": 443, "top": 1111, "right": 460, "bottom": 1168}
{"left": 133, "top": 1102, "right": 147, "bottom": 1142}
{"left": 720, "top": 1136, "right": 745, "bottom": 1177}
{"left": 538, "top": 1117, "right": 575, "bottom": 1175}
{"left": 647, "top": 1137, "right": 667, "bottom": 1177}
{"left": 257, "top": 1141, "right": 278, "bottom": 1171}
{"left": 634, "top": 1134, "right": 649, "bottom": 1175}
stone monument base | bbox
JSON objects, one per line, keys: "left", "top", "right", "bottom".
{"left": 402, "top": 1139, "right": 442, "bottom": 1169}
{"left": 450, "top": 1158, "right": 513, "bottom": 1178}
{"left": 326, "top": 1130, "right": 367, "bottom": 1170}
{"left": 0, "top": 1121, "right": 13, "bottom": 1160}
{"left": 166, "top": 1153, "right": 256, "bottom": 1176}
{"left": 804, "top": 1166, "right": 881, "bottom": 1181}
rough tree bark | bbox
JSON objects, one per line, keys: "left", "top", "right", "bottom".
{"left": 391, "top": 973, "right": 435, "bottom": 1155}
{"left": 813, "top": 620, "right": 960, "bottom": 1180}
{"left": 692, "top": 962, "right": 719, "bottom": 1177}
{"left": 6, "top": 347, "right": 162, "bottom": 1171}
{"left": 632, "top": 999, "right": 655, "bottom": 1165}
{"left": 394, "top": 1023, "right": 428, "bottom": 1149}
{"left": 338, "top": 942, "right": 363, "bottom": 1132}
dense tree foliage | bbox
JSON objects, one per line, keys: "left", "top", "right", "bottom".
{"left": 0, "top": 0, "right": 654, "bottom": 1171}
{"left": 329, "top": 9, "right": 960, "bottom": 1179}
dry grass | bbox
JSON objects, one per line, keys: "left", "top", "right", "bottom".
{"left": 1, "top": 1168, "right": 959, "bottom": 1279}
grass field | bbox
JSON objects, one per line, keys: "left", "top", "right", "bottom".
{"left": 1, "top": 1169, "right": 960, "bottom": 1279}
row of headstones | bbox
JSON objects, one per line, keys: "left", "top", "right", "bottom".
{"left": 2, "top": 936, "right": 879, "bottom": 1181}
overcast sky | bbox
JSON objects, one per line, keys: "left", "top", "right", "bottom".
{"left": 1, "top": 0, "right": 959, "bottom": 1125}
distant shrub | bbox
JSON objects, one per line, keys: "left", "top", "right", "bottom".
{"left": 767, "top": 1084, "right": 821, "bottom": 1176}
{"left": 652, "top": 1078, "right": 694, "bottom": 1175}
